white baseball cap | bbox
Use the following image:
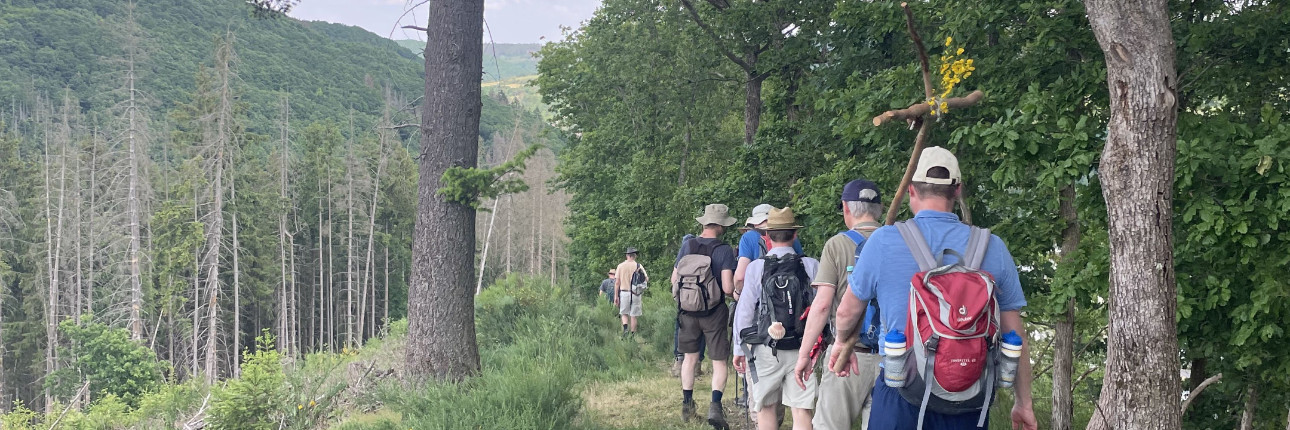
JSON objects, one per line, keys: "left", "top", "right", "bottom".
{"left": 745, "top": 203, "right": 773, "bottom": 226}
{"left": 911, "top": 146, "right": 961, "bottom": 185}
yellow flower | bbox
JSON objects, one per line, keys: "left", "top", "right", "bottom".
{"left": 309, "top": 400, "right": 317, "bottom": 407}
{"left": 956, "top": 47, "right": 964, "bottom": 55}
{"left": 297, "top": 404, "right": 304, "bottom": 410}
{"left": 946, "top": 36, "right": 953, "bottom": 46}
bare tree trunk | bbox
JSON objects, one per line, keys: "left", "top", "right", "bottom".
{"left": 327, "top": 180, "right": 334, "bottom": 352}
{"left": 405, "top": 0, "right": 485, "bottom": 382}
{"left": 1053, "top": 185, "right": 1081, "bottom": 430}
{"left": 1084, "top": 0, "right": 1180, "bottom": 429}
{"left": 87, "top": 130, "right": 97, "bottom": 320}
{"left": 315, "top": 195, "right": 323, "bottom": 352}
{"left": 360, "top": 118, "right": 387, "bottom": 341}
{"left": 277, "top": 96, "right": 290, "bottom": 354}
{"left": 476, "top": 197, "right": 499, "bottom": 295}
{"left": 125, "top": 17, "right": 145, "bottom": 340}
{"left": 1239, "top": 384, "right": 1258, "bottom": 430}
{"left": 346, "top": 113, "right": 356, "bottom": 350}
{"left": 203, "top": 33, "right": 238, "bottom": 384}
{"left": 45, "top": 99, "right": 70, "bottom": 413}
{"left": 230, "top": 174, "right": 241, "bottom": 377}
{"left": 383, "top": 244, "right": 389, "bottom": 332}
{"left": 505, "top": 195, "right": 512, "bottom": 273}
{"left": 192, "top": 194, "right": 200, "bottom": 379}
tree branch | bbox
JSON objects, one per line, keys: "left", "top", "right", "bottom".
{"left": 872, "top": 90, "right": 986, "bottom": 126}
{"left": 1180, "top": 373, "right": 1222, "bottom": 415}
{"left": 678, "top": 0, "right": 754, "bottom": 72}
{"left": 902, "top": 3, "right": 935, "bottom": 100}
{"left": 401, "top": 25, "right": 428, "bottom": 32}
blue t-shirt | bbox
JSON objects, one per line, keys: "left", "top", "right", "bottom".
{"left": 849, "top": 210, "right": 1027, "bottom": 343}
{"left": 736, "top": 230, "right": 803, "bottom": 260}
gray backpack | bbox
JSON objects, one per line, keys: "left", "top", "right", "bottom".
{"left": 673, "top": 240, "right": 725, "bottom": 316}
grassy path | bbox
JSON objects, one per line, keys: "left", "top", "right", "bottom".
{"left": 580, "top": 357, "right": 758, "bottom": 430}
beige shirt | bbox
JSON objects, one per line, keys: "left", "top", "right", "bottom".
{"left": 814, "top": 223, "right": 879, "bottom": 326}
{"left": 615, "top": 259, "right": 648, "bottom": 293}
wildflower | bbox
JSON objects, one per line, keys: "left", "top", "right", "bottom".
{"left": 297, "top": 404, "right": 304, "bottom": 410}
{"left": 957, "top": 47, "right": 964, "bottom": 55}
{"left": 309, "top": 400, "right": 317, "bottom": 407}
{"left": 945, "top": 36, "right": 952, "bottom": 46}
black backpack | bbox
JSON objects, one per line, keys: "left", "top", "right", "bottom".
{"left": 741, "top": 254, "right": 813, "bottom": 351}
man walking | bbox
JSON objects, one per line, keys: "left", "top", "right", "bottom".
{"left": 599, "top": 269, "right": 617, "bottom": 304}
{"left": 734, "top": 204, "right": 803, "bottom": 296}
{"left": 673, "top": 233, "right": 706, "bottom": 378}
{"left": 615, "top": 247, "right": 648, "bottom": 338}
{"left": 793, "top": 179, "right": 885, "bottom": 430}
{"left": 829, "top": 147, "right": 1038, "bottom": 430}
{"left": 671, "top": 204, "right": 738, "bottom": 429}
{"left": 734, "top": 207, "right": 819, "bottom": 430}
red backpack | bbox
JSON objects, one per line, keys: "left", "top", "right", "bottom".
{"left": 894, "top": 221, "right": 1000, "bottom": 428}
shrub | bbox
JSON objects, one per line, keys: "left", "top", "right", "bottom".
{"left": 47, "top": 317, "right": 165, "bottom": 407}
{"left": 208, "top": 332, "right": 285, "bottom": 430}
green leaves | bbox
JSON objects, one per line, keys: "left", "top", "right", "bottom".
{"left": 438, "top": 144, "right": 542, "bottom": 209}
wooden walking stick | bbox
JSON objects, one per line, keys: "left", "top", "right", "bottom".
{"left": 832, "top": 3, "right": 985, "bottom": 374}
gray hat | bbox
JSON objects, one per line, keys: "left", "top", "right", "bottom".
{"left": 625, "top": 247, "right": 639, "bottom": 255}
{"left": 695, "top": 204, "right": 737, "bottom": 227}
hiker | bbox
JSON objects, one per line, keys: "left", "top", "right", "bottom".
{"left": 671, "top": 204, "right": 738, "bottom": 429}
{"left": 615, "top": 247, "right": 648, "bottom": 338}
{"left": 793, "top": 179, "right": 885, "bottom": 430}
{"left": 734, "top": 204, "right": 804, "bottom": 296}
{"left": 829, "top": 147, "right": 1038, "bottom": 430}
{"left": 733, "top": 207, "right": 819, "bottom": 430}
{"left": 599, "top": 269, "right": 617, "bottom": 304}
{"left": 672, "top": 233, "right": 706, "bottom": 378}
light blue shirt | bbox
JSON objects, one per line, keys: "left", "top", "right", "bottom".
{"left": 848, "top": 210, "right": 1027, "bottom": 343}
{"left": 733, "top": 247, "right": 819, "bottom": 356}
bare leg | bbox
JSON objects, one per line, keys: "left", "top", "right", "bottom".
{"left": 711, "top": 359, "right": 728, "bottom": 392}
{"left": 758, "top": 404, "right": 779, "bottom": 430}
{"left": 791, "top": 407, "right": 813, "bottom": 430}
{"left": 629, "top": 316, "right": 638, "bottom": 332}
{"left": 682, "top": 352, "right": 700, "bottom": 390}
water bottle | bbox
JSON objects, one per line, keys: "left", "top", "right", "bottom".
{"left": 998, "top": 330, "right": 1023, "bottom": 388}
{"left": 883, "top": 330, "right": 908, "bottom": 388}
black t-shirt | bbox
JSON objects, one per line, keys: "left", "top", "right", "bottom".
{"left": 674, "top": 237, "right": 737, "bottom": 289}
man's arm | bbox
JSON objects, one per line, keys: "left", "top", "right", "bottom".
{"left": 1001, "top": 310, "right": 1036, "bottom": 427}
{"left": 733, "top": 257, "right": 752, "bottom": 299}
{"left": 793, "top": 284, "right": 835, "bottom": 388}
{"left": 831, "top": 289, "right": 865, "bottom": 343}
{"left": 721, "top": 269, "right": 734, "bottom": 296}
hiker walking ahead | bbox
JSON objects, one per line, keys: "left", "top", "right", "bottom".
{"left": 671, "top": 204, "right": 738, "bottom": 429}
{"left": 734, "top": 207, "right": 819, "bottom": 430}
{"left": 734, "top": 204, "right": 804, "bottom": 296}
{"left": 615, "top": 247, "right": 648, "bottom": 338}
{"left": 829, "top": 147, "right": 1038, "bottom": 430}
{"left": 793, "top": 179, "right": 885, "bottom": 430}
{"left": 599, "top": 269, "right": 617, "bottom": 304}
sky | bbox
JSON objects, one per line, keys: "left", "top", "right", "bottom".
{"left": 290, "top": 0, "right": 601, "bottom": 44}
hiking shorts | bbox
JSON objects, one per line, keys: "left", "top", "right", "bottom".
{"left": 866, "top": 369, "right": 992, "bottom": 430}
{"left": 813, "top": 347, "right": 881, "bottom": 430}
{"left": 677, "top": 304, "right": 731, "bottom": 360}
{"left": 618, "top": 291, "right": 642, "bottom": 316}
{"left": 748, "top": 346, "right": 816, "bottom": 412}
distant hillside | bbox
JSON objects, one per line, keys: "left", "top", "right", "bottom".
{"left": 396, "top": 41, "right": 541, "bottom": 83}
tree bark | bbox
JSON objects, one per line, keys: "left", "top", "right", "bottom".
{"left": 1239, "top": 383, "right": 1257, "bottom": 430}
{"left": 1084, "top": 0, "right": 1180, "bottom": 429}
{"left": 405, "top": 0, "right": 485, "bottom": 382}
{"left": 125, "top": 11, "right": 145, "bottom": 340}
{"left": 277, "top": 95, "right": 290, "bottom": 355}
{"left": 1053, "top": 185, "right": 1081, "bottom": 430}
{"left": 743, "top": 71, "right": 764, "bottom": 146}
{"left": 346, "top": 112, "right": 356, "bottom": 350}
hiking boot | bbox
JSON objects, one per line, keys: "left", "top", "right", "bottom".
{"left": 670, "top": 360, "right": 682, "bottom": 378}
{"left": 707, "top": 401, "right": 729, "bottom": 430}
{"left": 681, "top": 400, "right": 697, "bottom": 423}
{"left": 695, "top": 362, "right": 705, "bottom": 377}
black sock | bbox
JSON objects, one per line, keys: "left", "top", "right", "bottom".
{"left": 711, "top": 390, "right": 723, "bottom": 403}
{"left": 622, "top": 324, "right": 628, "bottom": 331}
{"left": 683, "top": 390, "right": 694, "bottom": 403}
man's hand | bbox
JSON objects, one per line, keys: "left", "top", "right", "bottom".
{"left": 826, "top": 342, "right": 859, "bottom": 377}
{"left": 793, "top": 354, "right": 816, "bottom": 390}
{"left": 733, "top": 355, "right": 747, "bottom": 374}
{"left": 1011, "top": 402, "right": 1037, "bottom": 430}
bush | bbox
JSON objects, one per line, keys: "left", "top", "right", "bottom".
{"left": 133, "top": 381, "right": 206, "bottom": 429}
{"left": 208, "top": 332, "right": 286, "bottom": 430}
{"left": 47, "top": 317, "right": 166, "bottom": 407}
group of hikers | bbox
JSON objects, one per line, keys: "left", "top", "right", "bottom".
{"left": 598, "top": 147, "right": 1039, "bottom": 430}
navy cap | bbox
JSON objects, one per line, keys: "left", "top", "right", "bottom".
{"left": 841, "top": 179, "right": 882, "bottom": 203}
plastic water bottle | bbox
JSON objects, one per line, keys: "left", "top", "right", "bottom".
{"left": 883, "top": 330, "right": 908, "bottom": 388}
{"left": 998, "top": 330, "right": 1023, "bottom": 388}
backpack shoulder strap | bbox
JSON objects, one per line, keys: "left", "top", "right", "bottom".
{"left": 895, "top": 221, "right": 938, "bottom": 272}
{"left": 963, "top": 227, "right": 991, "bottom": 270}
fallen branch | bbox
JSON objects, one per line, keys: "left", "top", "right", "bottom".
{"left": 182, "top": 393, "right": 213, "bottom": 430}
{"left": 872, "top": 90, "right": 986, "bottom": 127}
{"left": 47, "top": 382, "right": 90, "bottom": 430}
{"left": 1180, "top": 373, "right": 1223, "bottom": 415}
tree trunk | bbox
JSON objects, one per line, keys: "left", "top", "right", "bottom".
{"left": 383, "top": 244, "right": 389, "bottom": 332}
{"left": 742, "top": 70, "right": 765, "bottom": 145}
{"left": 1084, "top": 0, "right": 1180, "bottom": 429}
{"left": 346, "top": 114, "right": 355, "bottom": 350}
{"left": 278, "top": 96, "right": 290, "bottom": 354}
{"left": 405, "top": 0, "right": 485, "bottom": 382}
{"left": 231, "top": 174, "right": 241, "bottom": 377}
{"left": 1189, "top": 358, "right": 1207, "bottom": 390}
{"left": 191, "top": 194, "right": 200, "bottom": 379}
{"left": 1239, "top": 384, "right": 1257, "bottom": 430}
{"left": 126, "top": 32, "right": 144, "bottom": 341}
{"left": 476, "top": 197, "right": 499, "bottom": 295}
{"left": 45, "top": 107, "right": 68, "bottom": 413}
{"left": 1053, "top": 185, "right": 1081, "bottom": 430}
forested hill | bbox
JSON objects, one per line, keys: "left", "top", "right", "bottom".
{"left": 0, "top": 0, "right": 425, "bottom": 131}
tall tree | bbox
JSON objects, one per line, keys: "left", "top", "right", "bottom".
{"left": 1083, "top": 0, "right": 1181, "bottom": 429}
{"left": 404, "top": 0, "right": 485, "bottom": 381}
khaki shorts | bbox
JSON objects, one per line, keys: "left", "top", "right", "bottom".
{"left": 813, "top": 347, "right": 882, "bottom": 430}
{"left": 677, "top": 304, "right": 732, "bottom": 360}
{"left": 618, "top": 291, "right": 642, "bottom": 316}
{"left": 748, "top": 346, "right": 816, "bottom": 412}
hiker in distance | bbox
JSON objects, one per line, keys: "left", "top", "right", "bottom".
{"left": 829, "top": 147, "right": 1038, "bottom": 430}
{"left": 672, "top": 204, "right": 739, "bottom": 429}
{"left": 599, "top": 269, "right": 617, "bottom": 305}
{"left": 615, "top": 247, "right": 648, "bottom": 339}
{"left": 734, "top": 207, "right": 819, "bottom": 430}
{"left": 794, "top": 179, "right": 885, "bottom": 430}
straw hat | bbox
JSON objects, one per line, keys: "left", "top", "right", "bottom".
{"left": 762, "top": 207, "right": 803, "bottom": 231}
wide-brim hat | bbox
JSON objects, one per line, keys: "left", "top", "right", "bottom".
{"left": 695, "top": 203, "right": 737, "bottom": 227}
{"left": 762, "top": 207, "right": 803, "bottom": 231}
{"left": 745, "top": 203, "right": 773, "bottom": 226}
{"left": 625, "top": 247, "right": 639, "bottom": 255}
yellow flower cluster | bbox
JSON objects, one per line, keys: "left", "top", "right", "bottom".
{"left": 928, "top": 36, "right": 976, "bottom": 116}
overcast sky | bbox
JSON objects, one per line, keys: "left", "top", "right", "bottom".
{"left": 290, "top": 0, "right": 601, "bottom": 44}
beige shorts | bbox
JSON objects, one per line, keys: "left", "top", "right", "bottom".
{"left": 748, "top": 346, "right": 816, "bottom": 412}
{"left": 813, "top": 347, "right": 882, "bottom": 430}
{"left": 618, "top": 291, "right": 642, "bottom": 316}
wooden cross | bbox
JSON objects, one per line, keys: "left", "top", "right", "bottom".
{"left": 876, "top": 3, "right": 985, "bottom": 226}
{"left": 830, "top": 3, "right": 985, "bottom": 375}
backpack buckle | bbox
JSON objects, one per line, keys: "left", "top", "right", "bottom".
{"left": 925, "top": 335, "right": 940, "bottom": 352}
